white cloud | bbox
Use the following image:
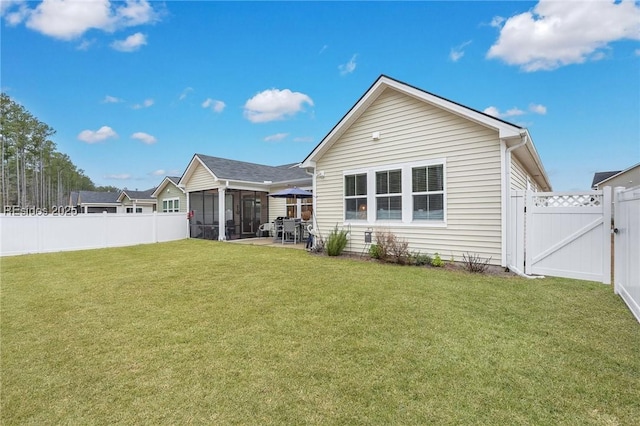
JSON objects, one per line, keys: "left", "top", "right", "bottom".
{"left": 1, "top": 0, "right": 159, "bottom": 41}
{"left": 104, "top": 173, "right": 131, "bottom": 180}
{"left": 132, "top": 98, "right": 154, "bottom": 109}
{"left": 202, "top": 98, "right": 226, "bottom": 113}
{"left": 339, "top": 54, "right": 358, "bottom": 75}
{"left": 449, "top": 40, "right": 472, "bottom": 62}
{"left": 76, "top": 39, "right": 95, "bottom": 51}
{"left": 483, "top": 106, "right": 525, "bottom": 119}
{"left": 483, "top": 106, "right": 500, "bottom": 118}
{"left": 529, "top": 103, "right": 547, "bottom": 115}
{"left": 264, "top": 133, "right": 289, "bottom": 142}
{"left": 2, "top": 0, "right": 29, "bottom": 26}
{"left": 487, "top": 0, "right": 640, "bottom": 71}
{"left": 490, "top": 16, "right": 505, "bottom": 28}
{"left": 179, "top": 87, "right": 194, "bottom": 101}
{"left": 25, "top": 0, "right": 112, "bottom": 40}
{"left": 244, "top": 89, "right": 314, "bottom": 123}
{"left": 114, "top": 0, "right": 156, "bottom": 27}
{"left": 149, "top": 169, "right": 179, "bottom": 177}
{"left": 111, "top": 32, "right": 146, "bottom": 52}
{"left": 102, "top": 95, "right": 123, "bottom": 103}
{"left": 77, "top": 126, "right": 117, "bottom": 143}
{"left": 131, "top": 131, "right": 157, "bottom": 144}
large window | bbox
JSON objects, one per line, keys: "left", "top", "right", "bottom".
{"left": 162, "top": 198, "right": 180, "bottom": 213}
{"left": 344, "top": 161, "right": 445, "bottom": 224}
{"left": 345, "top": 173, "right": 367, "bottom": 220}
{"left": 412, "top": 164, "right": 444, "bottom": 221}
{"left": 376, "top": 170, "right": 402, "bottom": 220}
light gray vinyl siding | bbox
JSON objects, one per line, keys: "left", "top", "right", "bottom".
{"left": 510, "top": 157, "right": 528, "bottom": 190}
{"left": 185, "top": 163, "right": 218, "bottom": 192}
{"left": 596, "top": 166, "right": 640, "bottom": 190}
{"left": 157, "top": 189, "right": 187, "bottom": 213}
{"left": 266, "top": 185, "right": 313, "bottom": 223}
{"left": 510, "top": 157, "right": 540, "bottom": 191}
{"left": 315, "top": 88, "right": 504, "bottom": 264}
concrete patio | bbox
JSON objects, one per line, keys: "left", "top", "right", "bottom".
{"left": 227, "top": 237, "right": 307, "bottom": 250}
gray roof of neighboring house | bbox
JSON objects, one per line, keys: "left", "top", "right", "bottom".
{"left": 196, "top": 154, "right": 310, "bottom": 183}
{"left": 121, "top": 188, "right": 156, "bottom": 200}
{"left": 591, "top": 171, "right": 620, "bottom": 189}
{"left": 167, "top": 176, "right": 181, "bottom": 184}
{"left": 76, "top": 190, "right": 120, "bottom": 204}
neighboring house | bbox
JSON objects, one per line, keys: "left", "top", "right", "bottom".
{"left": 70, "top": 190, "right": 121, "bottom": 213}
{"left": 151, "top": 176, "right": 187, "bottom": 213}
{"left": 300, "top": 75, "right": 551, "bottom": 267}
{"left": 592, "top": 163, "right": 640, "bottom": 190}
{"left": 179, "top": 154, "right": 312, "bottom": 240}
{"left": 118, "top": 188, "right": 157, "bottom": 213}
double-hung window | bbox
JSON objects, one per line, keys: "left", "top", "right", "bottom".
{"left": 162, "top": 198, "right": 180, "bottom": 213}
{"left": 376, "top": 169, "right": 402, "bottom": 220}
{"left": 412, "top": 164, "right": 444, "bottom": 221}
{"left": 345, "top": 173, "right": 367, "bottom": 220}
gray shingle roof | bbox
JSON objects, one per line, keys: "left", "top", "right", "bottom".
{"left": 591, "top": 171, "right": 620, "bottom": 189}
{"left": 77, "top": 191, "right": 120, "bottom": 204}
{"left": 122, "top": 188, "right": 156, "bottom": 200}
{"left": 196, "top": 154, "right": 309, "bottom": 183}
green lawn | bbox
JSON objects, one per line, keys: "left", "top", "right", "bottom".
{"left": 1, "top": 240, "right": 638, "bottom": 425}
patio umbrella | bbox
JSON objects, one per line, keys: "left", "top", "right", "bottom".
{"left": 268, "top": 187, "right": 313, "bottom": 199}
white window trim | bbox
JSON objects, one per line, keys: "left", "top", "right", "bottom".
{"left": 163, "top": 197, "right": 180, "bottom": 213}
{"left": 343, "top": 158, "right": 447, "bottom": 227}
{"left": 344, "top": 172, "right": 368, "bottom": 222}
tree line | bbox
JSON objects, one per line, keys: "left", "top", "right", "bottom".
{"left": 1, "top": 93, "right": 117, "bottom": 209}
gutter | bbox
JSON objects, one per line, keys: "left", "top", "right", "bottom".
{"left": 504, "top": 131, "right": 544, "bottom": 279}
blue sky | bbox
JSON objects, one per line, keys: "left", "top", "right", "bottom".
{"left": 2, "top": 0, "right": 639, "bottom": 191}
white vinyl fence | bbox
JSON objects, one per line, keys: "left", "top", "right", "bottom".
{"left": 0, "top": 212, "right": 188, "bottom": 257}
{"left": 613, "top": 186, "right": 640, "bottom": 322}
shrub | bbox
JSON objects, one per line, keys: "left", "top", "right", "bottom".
{"left": 326, "top": 225, "right": 348, "bottom": 256}
{"left": 369, "top": 244, "right": 383, "bottom": 259}
{"left": 411, "top": 251, "right": 432, "bottom": 266}
{"left": 462, "top": 252, "right": 492, "bottom": 273}
{"left": 431, "top": 253, "right": 444, "bottom": 267}
{"left": 374, "top": 230, "right": 410, "bottom": 264}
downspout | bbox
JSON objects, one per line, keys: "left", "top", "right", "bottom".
{"left": 304, "top": 162, "right": 323, "bottom": 247}
{"left": 505, "top": 131, "right": 544, "bottom": 279}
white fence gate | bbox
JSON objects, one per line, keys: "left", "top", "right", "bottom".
{"left": 613, "top": 186, "right": 640, "bottom": 322}
{"left": 509, "top": 188, "right": 611, "bottom": 284}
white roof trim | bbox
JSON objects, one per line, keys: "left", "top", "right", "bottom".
{"left": 151, "top": 177, "right": 186, "bottom": 198}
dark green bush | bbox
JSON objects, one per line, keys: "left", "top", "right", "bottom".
{"left": 326, "top": 225, "right": 348, "bottom": 256}
{"left": 369, "top": 244, "right": 383, "bottom": 259}
{"left": 411, "top": 251, "right": 432, "bottom": 266}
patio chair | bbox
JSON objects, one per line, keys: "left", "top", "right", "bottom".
{"left": 281, "top": 218, "right": 298, "bottom": 244}
{"left": 257, "top": 222, "right": 272, "bottom": 237}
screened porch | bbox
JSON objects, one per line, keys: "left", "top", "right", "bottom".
{"left": 188, "top": 189, "right": 270, "bottom": 240}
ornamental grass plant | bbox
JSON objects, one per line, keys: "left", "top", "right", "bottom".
{"left": 1, "top": 239, "right": 639, "bottom": 424}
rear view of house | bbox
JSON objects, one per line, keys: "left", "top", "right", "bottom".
{"left": 301, "top": 75, "right": 551, "bottom": 266}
